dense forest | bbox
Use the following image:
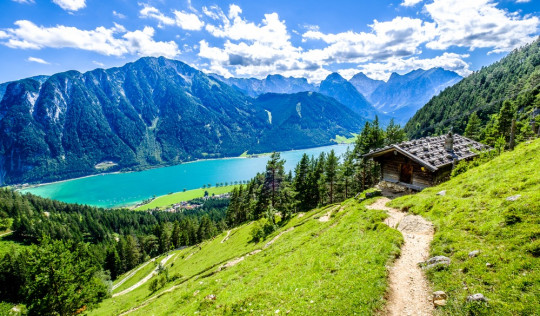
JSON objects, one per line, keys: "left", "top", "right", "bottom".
{"left": 0, "top": 190, "right": 229, "bottom": 315}
{"left": 405, "top": 37, "right": 540, "bottom": 142}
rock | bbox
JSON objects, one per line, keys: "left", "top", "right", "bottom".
{"left": 434, "top": 299, "right": 447, "bottom": 307}
{"left": 467, "top": 293, "right": 487, "bottom": 302}
{"left": 205, "top": 294, "right": 217, "bottom": 300}
{"left": 437, "top": 190, "right": 447, "bottom": 196}
{"left": 468, "top": 250, "right": 480, "bottom": 258}
{"left": 506, "top": 194, "right": 521, "bottom": 201}
{"left": 433, "top": 291, "right": 447, "bottom": 300}
{"left": 421, "top": 256, "right": 451, "bottom": 270}
{"left": 193, "top": 290, "right": 200, "bottom": 296}
{"left": 486, "top": 262, "right": 493, "bottom": 268}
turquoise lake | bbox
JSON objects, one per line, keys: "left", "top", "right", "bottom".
{"left": 20, "top": 144, "right": 351, "bottom": 208}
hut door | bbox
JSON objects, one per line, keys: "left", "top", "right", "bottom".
{"left": 400, "top": 163, "right": 413, "bottom": 184}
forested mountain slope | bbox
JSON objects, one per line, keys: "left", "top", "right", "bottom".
{"left": 0, "top": 57, "right": 368, "bottom": 185}
{"left": 405, "top": 38, "right": 540, "bottom": 138}
{"left": 391, "top": 139, "right": 540, "bottom": 315}
{"left": 253, "top": 92, "right": 365, "bottom": 150}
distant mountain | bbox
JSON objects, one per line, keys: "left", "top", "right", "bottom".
{"left": 405, "top": 38, "right": 540, "bottom": 138}
{"left": 253, "top": 92, "right": 366, "bottom": 150}
{"left": 349, "top": 72, "right": 384, "bottom": 98}
{"left": 211, "top": 74, "right": 316, "bottom": 97}
{"left": 0, "top": 58, "right": 367, "bottom": 185}
{"left": 366, "top": 68, "right": 462, "bottom": 124}
{"left": 318, "top": 73, "right": 380, "bottom": 120}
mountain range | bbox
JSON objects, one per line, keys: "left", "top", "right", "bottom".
{"left": 0, "top": 57, "right": 365, "bottom": 185}
{"left": 214, "top": 68, "right": 462, "bottom": 124}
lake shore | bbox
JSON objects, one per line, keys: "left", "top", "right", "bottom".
{"left": 15, "top": 143, "right": 350, "bottom": 191}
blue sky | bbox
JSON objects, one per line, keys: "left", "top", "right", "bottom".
{"left": 0, "top": 0, "right": 538, "bottom": 83}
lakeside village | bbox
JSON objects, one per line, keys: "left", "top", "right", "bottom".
{"left": 136, "top": 191, "right": 232, "bottom": 212}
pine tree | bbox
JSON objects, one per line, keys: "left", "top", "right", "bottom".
{"left": 498, "top": 100, "right": 515, "bottom": 142}
{"left": 293, "top": 153, "right": 311, "bottom": 211}
{"left": 325, "top": 150, "right": 339, "bottom": 204}
{"left": 385, "top": 118, "right": 406, "bottom": 145}
{"left": 339, "top": 148, "right": 354, "bottom": 199}
{"left": 263, "top": 152, "right": 286, "bottom": 209}
{"left": 464, "top": 112, "right": 482, "bottom": 140}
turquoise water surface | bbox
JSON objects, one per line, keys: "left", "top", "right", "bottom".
{"left": 20, "top": 144, "right": 350, "bottom": 208}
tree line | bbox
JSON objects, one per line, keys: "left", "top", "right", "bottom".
{"left": 226, "top": 118, "right": 406, "bottom": 229}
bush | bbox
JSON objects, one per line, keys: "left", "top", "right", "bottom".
{"left": 250, "top": 218, "right": 276, "bottom": 242}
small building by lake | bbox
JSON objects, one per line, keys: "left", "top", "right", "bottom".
{"left": 364, "top": 132, "right": 489, "bottom": 191}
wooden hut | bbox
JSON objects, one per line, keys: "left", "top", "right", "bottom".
{"left": 364, "top": 132, "right": 489, "bottom": 190}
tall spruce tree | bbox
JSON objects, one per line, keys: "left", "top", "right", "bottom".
{"left": 325, "top": 150, "right": 339, "bottom": 204}
{"left": 464, "top": 112, "right": 482, "bottom": 140}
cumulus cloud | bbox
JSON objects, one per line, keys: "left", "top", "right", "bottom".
{"left": 27, "top": 56, "right": 49, "bottom": 64}
{"left": 0, "top": 20, "right": 180, "bottom": 58}
{"left": 401, "top": 0, "right": 423, "bottom": 7}
{"left": 52, "top": 0, "right": 86, "bottom": 11}
{"left": 139, "top": 4, "right": 204, "bottom": 30}
{"left": 425, "top": 0, "right": 539, "bottom": 53}
{"left": 173, "top": 10, "right": 204, "bottom": 30}
{"left": 198, "top": 5, "right": 330, "bottom": 80}
{"left": 302, "top": 17, "right": 436, "bottom": 64}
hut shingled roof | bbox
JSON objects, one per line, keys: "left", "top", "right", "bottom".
{"left": 364, "top": 134, "right": 490, "bottom": 171}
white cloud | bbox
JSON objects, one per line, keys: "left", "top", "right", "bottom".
{"left": 515, "top": 0, "right": 531, "bottom": 2}
{"left": 401, "top": 0, "right": 423, "bottom": 7}
{"left": 113, "top": 11, "right": 126, "bottom": 19}
{"left": 52, "top": 0, "right": 86, "bottom": 11}
{"left": 302, "top": 17, "right": 437, "bottom": 64}
{"left": 139, "top": 5, "right": 204, "bottom": 30}
{"left": 139, "top": 5, "right": 175, "bottom": 27}
{"left": 12, "top": 0, "right": 35, "bottom": 4}
{"left": 173, "top": 10, "right": 204, "bottom": 30}
{"left": 92, "top": 60, "right": 105, "bottom": 67}
{"left": 1, "top": 20, "right": 180, "bottom": 58}
{"left": 27, "top": 56, "right": 49, "bottom": 64}
{"left": 425, "top": 0, "right": 539, "bottom": 53}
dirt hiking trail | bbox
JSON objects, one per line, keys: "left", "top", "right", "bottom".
{"left": 366, "top": 197, "right": 434, "bottom": 316}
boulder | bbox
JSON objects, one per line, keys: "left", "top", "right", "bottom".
{"left": 437, "top": 190, "right": 447, "bottom": 196}
{"left": 467, "top": 293, "right": 487, "bottom": 302}
{"left": 506, "top": 194, "right": 521, "bottom": 201}
{"left": 205, "top": 294, "right": 217, "bottom": 300}
{"left": 421, "top": 256, "right": 451, "bottom": 270}
{"left": 468, "top": 250, "right": 480, "bottom": 258}
{"left": 433, "top": 291, "right": 447, "bottom": 300}
{"left": 434, "top": 299, "right": 447, "bottom": 307}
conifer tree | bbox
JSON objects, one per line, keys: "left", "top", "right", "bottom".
{"left": 464, "top": 112, "right": 482, "bottom": 140}
{"left": 325, "top": 150, "right": 339, "bottom": 203}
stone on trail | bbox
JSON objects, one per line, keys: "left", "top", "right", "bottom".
{"left": 506, "top": 194, "right": 521, "bottom": 201}
{"left": 420, "top": 256, "right": 451, "bottom": 270}
{"left": 467, "top": 293, "right": 488, "bottom": 302}
{"left": 433, "top": 291, "right": 448, "bottom": 307}
{"left": 437, "top": 190, "right": 446, "bottom": 196}
{"left": 468, "top": 250, "right": 480, "bottom": 258}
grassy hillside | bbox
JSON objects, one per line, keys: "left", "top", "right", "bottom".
{"left": 135, "top": 186, "right": 237, "bottom": 211}
{"left": 390, "top": 139, "right": 540, "bottom": 315}
{"left": 91, "top": 199, "right": 402, "bottom": 315}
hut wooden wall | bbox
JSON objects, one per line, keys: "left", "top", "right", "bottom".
{"left": 375, "top": 152, "right": 434, "bottom": 188}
